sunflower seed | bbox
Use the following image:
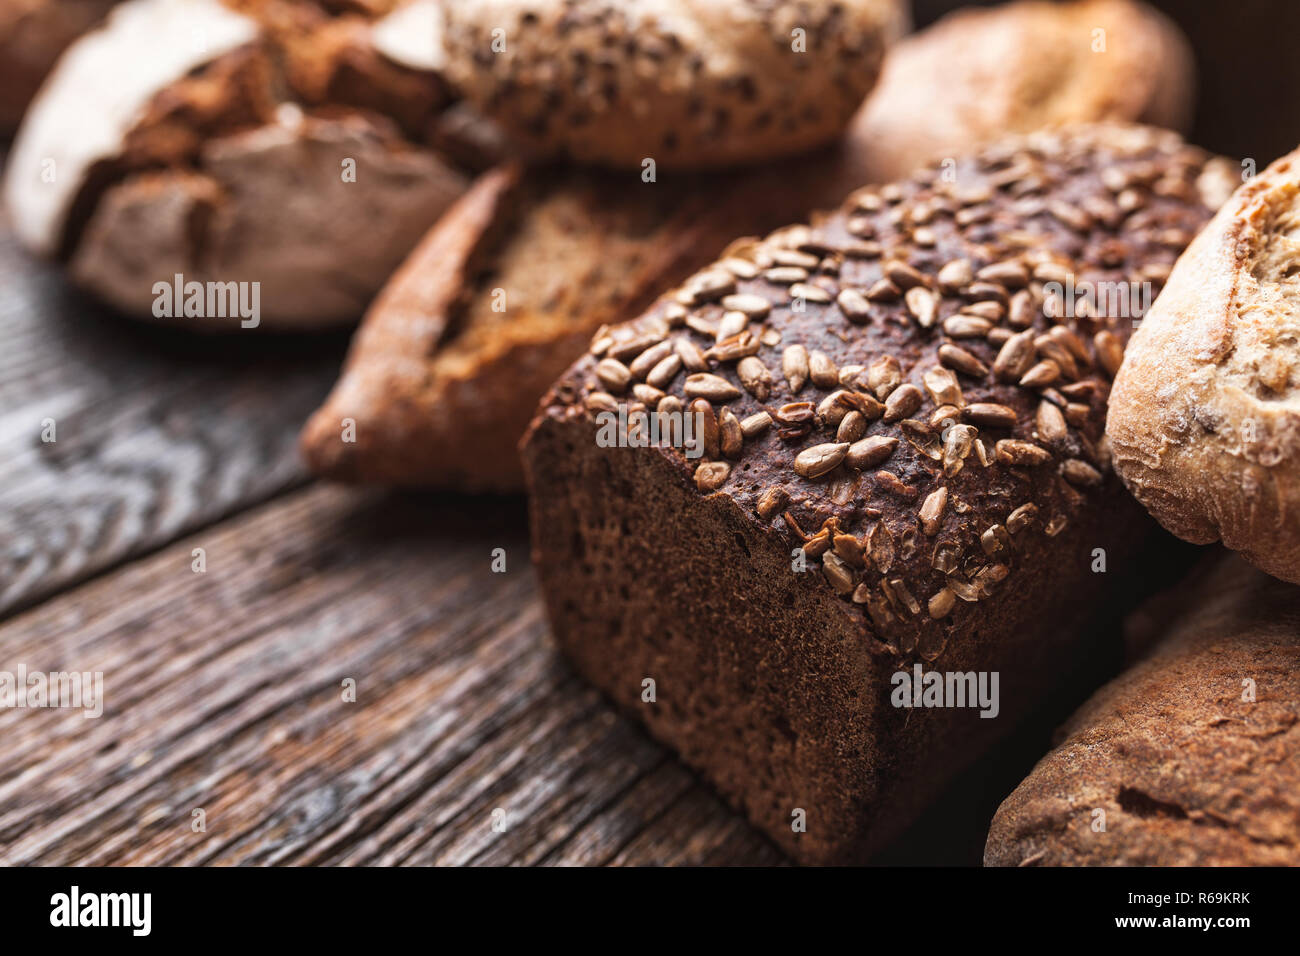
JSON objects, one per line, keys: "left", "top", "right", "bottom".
{"left": 1006, "top": 502, "right": 1039, "bottom": 534}
{"left": 765, "top": 266, "right": 809, "bottom": 284}
{"left": 919, "top": 487, "right": 948, "bottom": 535}
{"left": 995, "top": 439, "right": 1052, "bottom": 466}
{"left": 684, "top": 373, "right": 741, "bottom": 402}
{"left": 736, "top": 356, "right": 772, "bottom": 400}
{"left": 783, "top": 344, "right": 809, "bottom": 392}
{"left": 1007, "top": 289, "right": 1037, "bottom": 328}
{"left": 1061, "top": 458, "right": 1103, "bottom": 486}
{"left": 807, "top": 351, "right": 837, "bottom": 388}
{"left": 837, "top": 410, "right": 867, "bottom": 443}
{"left": 938, "top": 343, "right": 989, "bottom": 377}
{"left": 790, "top": 282, "right": 832, "bottom": 304}
{"left": 886, "top": 578, "right": 920, "bottom": 616}
{"left": 756, "top": 485, "right": 788, "bottom": 518}
{"left": 993, "top": 329, "right": 1036, "bottom": 382}
{"left": 837, "top": 288, "right": 873, "bottom": 323}
{"left": 585, "top": 390, "right": 619, "bottom": 414}
{"left": 885, "top": 259, "right": 927, "bottom": 290}
{"left": 867, "top": 355, "right": 902, "bottom": 399}
{"left": 684, "top": 398, "right": 719, "bottom": 459}
{"left": 694, "top": 461, "right": 731, "bottom": 491}
{"left": 905, "top": 287, "right": 939, "bottom": 328}
{"left": 944, "top": 315, "right": 992, "bottom": 338}
{"left": 647, "top": 353, "right": 683, "bottom": 389}
{"left": 716, "top": 311, "right": 749, "bottom": 343}
{"left": 937, "top": 259, "right": 973, "bottom": 293}
{"left": 820, "top": 552, "right": 855, "bottom": 595}
{"left": 706, "top": 331, "right": 761, "bottom": 363}
{"left": 633, "top": 383, "right": 664, "bottom": 405}
{"left": 1019, "top": 359, "right": 1060, "bottom": 388}
{"left": 883, "top": 383, "right": 923, "bottom": 422}
{"left": 927, "top": 588, "right": 955, "bottom": 619}
{"left": 964, "top": 403, "right": 1017, "bottom": 428}
{"left": 846, "top": 435, "right": 898, "bottom": 469}
{"left": 1036, "top": 400, "right": 1068, "bottom": 444}
{"left": 596, "top": 358, "right": 632, "bottom": 393}
{"left": 976, "top": 260, "right": 1029, "bottom": 287}
{"left": 720, "top": 293, "right": 771, "bottom": 319}
{"left": 866, "top": 278, "right": 901, "bottom": 302}
{"left": 739, "top": 412, "right": 772, "bottom": 440}
{"left": 676, "top": 337, "right": 708, "bottom": 372}
{"left": 1034, "top": 336, "right": 1079, "bottom": 379}
{"left": 923, "top": 366, "right": 964, "bottom": 407}
{"left": 1094, "top": 329, "right": 1124, "bottom": 377}
{"left": 794, "top": 442, "right": 850, "bottom": 479}
{"left": 868, "top": 522, "right": 895, "bottom": 573}
{"left": 629, "top": 341, "right": 674, "bottom": 380}
{"left": 942, "top": 423, "right": 977, "bottom": 477}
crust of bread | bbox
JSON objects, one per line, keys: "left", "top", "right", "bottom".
{"left": 521, "top": 124, "right": 1220, "bottom": 862}
{"left": 848, "top": 0, "right": 1195, "bottom": 183}
{"left": 1108, "top": 148, "right": 1300, "bottom": 584}
{"left": 441, "top": 0, "right": 902, "bottom": 170}
{"left": 985, "top": 554, "right": 1300, "bottom": 866}
{"left": 69, "top": 111, "right": 468, "bottom": 328}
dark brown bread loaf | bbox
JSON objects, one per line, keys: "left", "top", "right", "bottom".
{"left": 522, "top": 124, "right": 1227, "bottom": 863}
{"left": 985, "top": 554, "right": 1300, "bottom": 866}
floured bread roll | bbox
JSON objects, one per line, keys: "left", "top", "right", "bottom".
{"left": 1108, "top": 147, "right": 1300, "bottom": 585}
{"left": 3, "top": 0, "right": 493, "bottom": 329}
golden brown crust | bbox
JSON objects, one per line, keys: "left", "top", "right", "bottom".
{"left": 1108, "top": 148, "right": 1300, "bottom": 585}
{"left": 985, "top": 554, "right": 1300, "bottom": 866}
{"left": 847, "top": 0, "right": 1195, "bottom": 183}
{"left": 440, "top": 0, "right": 903, "bottom": 170}
{"left": 300, "top": 162, "right": 745, "bottom": 489}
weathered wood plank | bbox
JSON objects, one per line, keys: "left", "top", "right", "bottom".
{"left": 0, "top": 484, "right": 779, "bottom": 865}
{"left": 0, "top": 217, "right": 343, "bottom": 617}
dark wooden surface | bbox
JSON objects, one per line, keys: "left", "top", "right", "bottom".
{"left": 0, "top": 211, "right": 788, "bottom": 866}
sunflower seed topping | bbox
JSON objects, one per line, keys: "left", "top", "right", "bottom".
{"left": 794, "top": 442, "right": 850, "bottom": 479}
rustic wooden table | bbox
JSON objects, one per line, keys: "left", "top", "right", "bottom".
{"left": 0, "top": 208, "right": 799, "bottom": 866}
{"left": 4, "top": 196, "right": 1175, "bottom": 866}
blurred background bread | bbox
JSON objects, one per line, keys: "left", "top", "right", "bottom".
{"left": 849, "top": 0, "right": 1193, "bottom": 183}
{"left": 986, "top": 553, "right": 1300, "bottom": 866}
{"left": 1108, "top": 147, "right": 1300, "bottom": 585}
{"left": 440, "top": 0, "right": 908, "bottom": 170}
{"left": 0, "top": 0, "right": 120, "bottom": 133}
{"left": 2, "top": 0, "right": 495, "bottom": 329}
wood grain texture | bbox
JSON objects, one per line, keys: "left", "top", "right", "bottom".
{"left": 0, "top": 217, "right": 344, "bottom": 618}
{"left": 0, "top": 485, "right": 783, "bottom": 866}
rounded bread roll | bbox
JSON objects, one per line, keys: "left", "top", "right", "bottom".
{"left": 440, "top": 0, "right": 906, "bottom": 170}
{"left": 1108, "top": 147, "right": 1300, "bottom": 585}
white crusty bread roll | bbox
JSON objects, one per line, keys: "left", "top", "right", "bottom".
{"left": 440, "top": 0, "right": 906, "bottom": 170}
{"left": 2, "top": 0, "right": 470, "bottom": 330}
{"left": 1108, "top": 147, "right": 1300, "bottom": 584}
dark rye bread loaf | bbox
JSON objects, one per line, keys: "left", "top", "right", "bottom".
{"left": 985, "top": 554, "right": 1300, "bottom": 866}
{"left": 522, "top": 124, "right": 1230, "bottom": 863}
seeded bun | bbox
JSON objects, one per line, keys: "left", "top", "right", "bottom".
{"left": 985, "top": 554, "right": 1300, "bottom": 866}
{"left": 522, "top": 124, "right": 1222, "bottom": 863}
{"left": 1108, "top": 147, "right": 1300, "bottom": 585}
{"left": 0, "top": 0, "right": 120, "bottom": 133}
{"left": 439, "top": 0, "right": 906, "bottom": 170}
{"left": 2, "top": 0, "right": 487, "bottom": 330}
{"left": 848, "top": 0, "right": 1195, "bottom": 183}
